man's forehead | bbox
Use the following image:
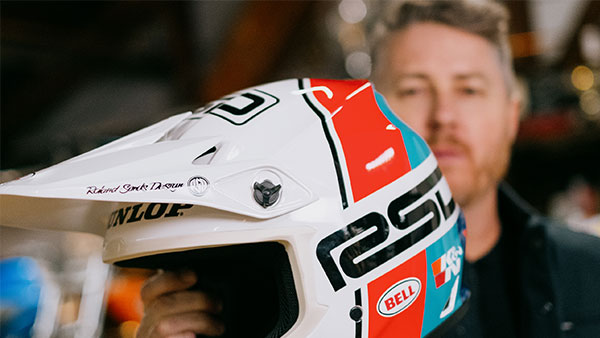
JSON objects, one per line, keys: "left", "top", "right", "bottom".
{"left": 385, "top": 22, "right": 494, "bottom": 53}
{"left": 392, "top": 72, "right": 491, "bottom": 84}
{"left": 380, "top": 24, "right": 501, "bottom": 70}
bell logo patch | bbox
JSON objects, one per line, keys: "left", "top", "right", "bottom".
{"left": 377, "top": 277, "right": 421, "bottom": 317}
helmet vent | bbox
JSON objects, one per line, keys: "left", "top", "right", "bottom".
{"left": 192, "top": 146, "right": 218, "bottom": 165}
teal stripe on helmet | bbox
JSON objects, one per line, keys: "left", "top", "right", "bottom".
{"left": 375, "top": 92, "right": 431, "bottom": 169}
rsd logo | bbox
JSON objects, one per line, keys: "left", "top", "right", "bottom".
{"left": 201, "top": 89, "right": 279, "bottom": 125}
{"left": 316, "top": 167, "right": 456, "bottom": 291}
{"left": 377, "top": 278, "right": 421, "bottom": 317}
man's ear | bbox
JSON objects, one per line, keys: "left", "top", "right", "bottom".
{"left": 506, "top": 92, "right": 522, "bottom": 144}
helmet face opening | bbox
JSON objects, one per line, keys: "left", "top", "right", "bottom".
{"left": 118, "top": 242, "right": 299, "bottom": 338}
{"left": 1, "top": 78, "right": 469, "bottom": 337}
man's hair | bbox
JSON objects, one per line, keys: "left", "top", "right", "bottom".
{"left": 370, "top": 0, "right": 516, "bottom": 94}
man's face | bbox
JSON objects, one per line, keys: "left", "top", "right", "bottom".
{"left": 373, "top": 22, "right": 520, "bottom": 206}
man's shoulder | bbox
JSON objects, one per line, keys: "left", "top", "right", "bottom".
{"left": 544, "top": 220, "right": 600, "bottom": 262}
{"left": 499, "top": 183, "right": 600, "bottom": 261}
{"left": 530, "top": 215, "right": 600, "bottom": 274}
{"left": 500, "top": 184, "right": 600, "bottom": 334}
{"left": 541, "top": 219, "right": 600, "bottom": 333}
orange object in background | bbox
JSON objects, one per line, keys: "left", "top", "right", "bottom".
{"left": 106, "top": 270, "right": 150, "bottom": 323}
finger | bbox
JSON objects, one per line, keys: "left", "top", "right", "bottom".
{"left": 138, "top": 316, "right": 204, "bottom": 338}
{"left": 152, "top": 311, "right": 225, "bottom": 337}
{"left": 145, "top": 290, "right": 223, "bottom": 317}
{"left": 166, "top": 333, "right": 196, "bottom": 338}
{"left": 141, "top": 270, "right": 197, "bottom": 304}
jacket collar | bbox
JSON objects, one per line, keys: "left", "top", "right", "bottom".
{"left": 498, "top": 182, "right": 545, "bottom": 235}
{"left": 498, "top": 182, "right": 561, "bottom": 336}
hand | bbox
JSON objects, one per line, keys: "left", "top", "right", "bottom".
{"left": 137, "top": 270, "right": 225, "bottom": 338}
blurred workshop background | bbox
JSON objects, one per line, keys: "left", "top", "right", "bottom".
{"left": 1, "top": 1, "right": 599, "bottom": 337}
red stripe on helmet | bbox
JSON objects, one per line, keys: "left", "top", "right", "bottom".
{"left": 309, "top": 79, "right": 411, "bottom": 203}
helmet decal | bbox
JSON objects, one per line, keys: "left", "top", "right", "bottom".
{"left": 376, "top": 277, "right": 422, "bottom": 317}
{"left": 431, "top": 246, "right": 463, "bottom": 289}
{"left": 375, "top": 92, "right": 431, "bottom": 169}
{"left": 297, "top": 78, "right": 434, "bottom": 216}
{"left": 301, "top": 78, "right": 420, "bottom": 206}
{"left": 297, "top": 79, "right": 351, "bottom": 209}
{"left": 422, "top": 226, "right": 466, "bottom": 335}
{"left": 316, "top": 166, "right": 455, "bottom": 292}
{"left": 205, "top": 89, "right": 279, "bottom": 125}
{"left": 367, "top": 251, "right": 427, "bottom": 337}
{"left": 107, "top": 203, "right": 193, "bottom": 229}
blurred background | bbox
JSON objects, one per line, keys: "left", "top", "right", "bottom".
{"left": 1, "top": 0, "right": 599, "bottom": 337}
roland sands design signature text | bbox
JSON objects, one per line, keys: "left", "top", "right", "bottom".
{"left": 316, "top": 167, "right": 455, "bottom": 291}
{"left": 87, "top": 181, "right": 184, "bottom": 195}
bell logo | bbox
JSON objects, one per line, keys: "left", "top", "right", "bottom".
{"left": 377, "top": 278, "right": 421, "bottom": 317}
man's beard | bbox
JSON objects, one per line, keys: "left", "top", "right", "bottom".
{"left": 428, "top": 133, "right": 511, "bottom": 207}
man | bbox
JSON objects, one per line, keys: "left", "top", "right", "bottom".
{"left": 369, "top": 1, "right": 600, "bottom": 337}
{"left": 370, "top": 0, "right": 519, "bottom": 264}
{"left": 138, "top": 1, "right": 600, "bottom": 337}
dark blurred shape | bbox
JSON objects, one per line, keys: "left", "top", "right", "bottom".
{"left": 0, "top": 1, "right": 341, "bottom": 171}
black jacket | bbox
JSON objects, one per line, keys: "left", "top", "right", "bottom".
{"left": 444, "top": 184, "right": 600, "bottom": 337}
{"left": 500, "top": 184, "right": 600, "bottom": 337}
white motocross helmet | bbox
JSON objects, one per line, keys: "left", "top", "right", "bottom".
{"left": 1, "top": 78, "right": 468, "bottom": 337}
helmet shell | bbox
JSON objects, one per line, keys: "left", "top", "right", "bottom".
{"left": 0, "top": 78, "right": 467, "bottom": 337}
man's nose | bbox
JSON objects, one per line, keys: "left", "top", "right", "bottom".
{"left": 429, "top": 92, "right": 457, "bottom": 128}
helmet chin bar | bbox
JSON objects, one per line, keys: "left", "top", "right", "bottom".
{"left": 117, "top": 242, "right": 299, "bottom": 338}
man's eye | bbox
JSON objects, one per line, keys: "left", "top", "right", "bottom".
{"left": 460, "top": 87, "right": 482, "bottom": 95}
{"left": 397, "top": 88, "right": 422, "bottom": 96}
